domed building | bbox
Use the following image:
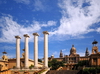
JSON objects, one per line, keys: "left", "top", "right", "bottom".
{"left": 69, "top": 45, "right": 77, "bottom": 56}
{"left": 48, "top": 45, "right": 80, "bottom": 70}
{"left": 48, "top": 41, "right": 100, "bottom": 70}
{"left": 64, "top": 45, "right": 80, "bottom": 69}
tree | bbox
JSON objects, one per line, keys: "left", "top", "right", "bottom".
{"left": 96, "top": 67, "right": 100, "bottom": 73}
{"left": 77, "top": 60, "right": 89, "bottom": 67}
{"left": 48, "top": 59, "right": 64, "bottom": 70}
{"left": 38, "top": 59, "right": 42, "bottom": 62}
{"left": 83, "top": 68, "right": 90, "bottom": 74}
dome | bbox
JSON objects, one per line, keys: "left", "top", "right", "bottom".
{"left": 70, "top": 45, "right": 76, "bottom": 55}
{"left": 51, "top": 55, "right": 54, "bottom": 58}
{"left": 2, "top": 55, "right": 8, "bottom": 61}
{"left": 51, "top": 55, "right": 54, "bottom": 56}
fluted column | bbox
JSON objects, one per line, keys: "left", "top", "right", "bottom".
{"left": 24, "top": 34, "right": 30, "bottom": 69}
{"left": 43, "top": 31, "right": 49, "bottom": 68}
{"left": 33, "top": 33, "right": 39, "bottom": 68}
{"left": 15, "top": 36, "right": 21, "bottom": 69}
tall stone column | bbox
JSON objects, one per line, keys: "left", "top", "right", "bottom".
{"left": 33, "top": 33, "right": 39, "bottom": 68}
{"left": 24, "top": 34, "right": 30, "bottom": 69}
{"left": 43, "top": 31, "right": 49, "bottom": 68}
{"left": 15, "top": 36, "right": 21, "bottom": 69}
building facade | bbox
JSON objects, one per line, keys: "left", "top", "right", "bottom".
{"left": 49, "top": 40, "right": 100, "bottom": 70}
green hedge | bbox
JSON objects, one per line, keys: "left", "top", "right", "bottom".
{"left": 82, "top": 67, "right": 100, "bottom": 74}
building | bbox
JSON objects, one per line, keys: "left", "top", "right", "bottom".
{"left": 0, "top": 50, "right": 43, "bottom": 71}
{"left": 89, "top": 40, "right": 100, "bottom": 66}
{"left": 0, "top": 51, "right": 9, "bottom": 71}
{"left": 49, "top": 40, "right": 100, "bottom": 70}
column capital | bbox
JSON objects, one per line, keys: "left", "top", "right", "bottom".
{"left": 33, "top": 33, "right": 39, "bottom": 36}
{"left": 43, "top": 31, "right": 49, "bottom": 35}
{"left": 15, "top": 36, "right": 21, "bottom": 39}
{"left": 23, "top": 34, "right": 30, "bottom": 38}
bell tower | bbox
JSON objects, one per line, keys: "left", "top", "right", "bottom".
{"left": 92, "top": 40, "right": 98, "bottom": 54}
{"left": 2, "top": 50, "right": 8, "bottom": 61}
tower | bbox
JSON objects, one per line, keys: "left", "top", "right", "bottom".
{"left": 92, "top": 40, "right": 98, "bottom": 54}
{"left": 59, "top": 50, "right": 63, "bottom": 58}
{"left": 2, "top": 50, "right": 8, "bottom": 61}
{"left": 85, "top": 48, "right": 89, "bottom": 56}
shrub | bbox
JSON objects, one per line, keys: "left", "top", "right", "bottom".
{"left": 83, "top": 68, "right": 90, "bottom": 74}
{"left": 29, "top": 64, "right": 34, "bottom": 69}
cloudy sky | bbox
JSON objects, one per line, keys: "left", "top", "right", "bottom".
{"left": 0, "top": 0, "right": 100, "bottom": 59}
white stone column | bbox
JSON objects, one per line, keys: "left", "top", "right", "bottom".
{"left": 24, "top": 34, "right": 30, "bottom": 69}
{"left": 33, "top": 33, "right": 39, "bottom": 68}
{"left": 15, "top": 36, "right": 21, "bottom": 69}
{"left": 43, "top": 31, "right": 49, "bottom": 68}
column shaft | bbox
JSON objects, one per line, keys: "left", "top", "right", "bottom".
{"left": 25, "top": 37, "right": 28, "bottom": 68}
{"left": 33, "top": 33, "right": 39, "bottom": 68}
{"left": 24, "top": 34, "right": 29, "bottom": 69}
{"left": 44, "top": 34, "right": 48, "bottom": 68}
{"left": 43, "top": 31, "right": 49, "bottom": 68}
{"left": 15, "top": 36, "right": 21, "bottom": 69}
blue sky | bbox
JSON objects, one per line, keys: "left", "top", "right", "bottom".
{"left": 0, "top": 0, "right": 100, "bottom": 59}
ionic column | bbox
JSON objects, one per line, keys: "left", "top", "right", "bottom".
{"left": 43, "top": 31, "right": 49, "bottom": 68}
{"left": 24, "top": 34, "right": 30, "bottom": 69}
{"left": 15, "top": 36, "right": 21, "bottom": 69}
{"left": 33, "top": 33, "right": 39, "bottom": 68}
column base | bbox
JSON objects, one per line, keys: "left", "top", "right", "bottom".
{"left": 21, "top": 68, "right": 29, "bottom": 70}
{"left": 24, "top": 67, "right": 29, "bottom": 70}
{"left": 33, "top": 66, "right": 38, "bottom": 69}
{"left": 43, "top": 66, "right": 48, "bottom": 69}
{"left": 15, "top": 67, "right": 20, "bottom": 70}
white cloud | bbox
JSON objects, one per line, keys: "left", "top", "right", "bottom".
{"left": 14, "top": 0, "right": 30, "bottom": 5}
{"left": 96, "top": 27, "right": 100, "bottom": 33}
{"left": 7, "top": 55, "right": 16, "bottom": 59}
{"left": 0, "top": 15, "right": 40, "bottom": 43}
{"left": 14, "top": 0, "right": 46, "bottom": 12}
{"left": 33, "top": 0, "right": 45, "bottom": 11}
{"left": 49, "top": 0, "right": 100, "bottom": 40}
{"left": 62, "top": 49, "right": 66, "bottom": 51}
{"left": 0, "top": 15, "right": 56, "bottom": 43}
{"left": 41, "top": 21, "right": 56, "bottom": 27}
{"left": 77, "top": 52, "right": 85, "bottom": 56}
{"left": 52, "top": 51, "right": 59, "bottom": 57}
{"left": 0, "top": 46, "right": 15, "bottom": 50}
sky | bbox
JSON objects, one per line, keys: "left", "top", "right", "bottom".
{"left": 0, "top": 0, "right": 100, "bottom": 60}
